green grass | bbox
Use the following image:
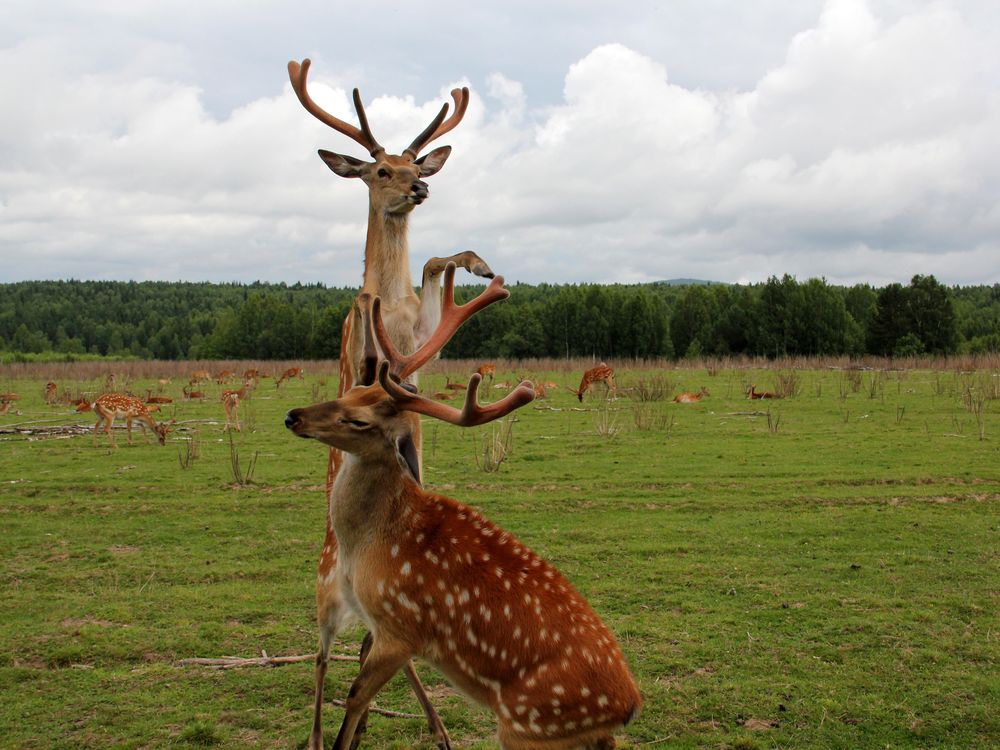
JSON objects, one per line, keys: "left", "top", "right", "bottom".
{"left": 1, "top": 364, "right": 998, "bottom": 749}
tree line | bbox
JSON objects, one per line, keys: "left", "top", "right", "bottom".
{"left": 1, "top": 275, "right": 998, "bottom": 362}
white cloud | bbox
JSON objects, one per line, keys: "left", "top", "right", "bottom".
{"left": 1, "top": 0, "right": 999, "bottom": 287}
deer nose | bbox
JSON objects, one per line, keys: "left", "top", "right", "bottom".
{"left": 412, "top": 180, "right": 428, "bottom": 199}
{"left": 284, "top": 410, "right": 300, "bottom": 430}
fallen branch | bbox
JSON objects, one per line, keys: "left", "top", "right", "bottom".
{"left": 328, "top": 699, "right": 422, "bottom": 720}
{"left": 178, "top": 653, "right": 355, "bottom": 669}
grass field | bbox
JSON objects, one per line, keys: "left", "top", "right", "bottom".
{"left": 1, "top": 359, "right": 998, "bottom": 749}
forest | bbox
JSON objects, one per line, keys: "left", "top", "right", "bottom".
{"left": 1, "top": 275, "right": 999, "bottom": 362}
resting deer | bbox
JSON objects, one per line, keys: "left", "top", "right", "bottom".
{"left": 0, "top": 393, "right": 20, "bottom": 415}
{"left": 747, "top": 385, "right": 779, "bottom": 400}
{"left": 289, "top": 57, "right": 498, "bottom": 748}
{"left": 221, "top": 382, "right": 254, "bottom": 431}
{"left": 86, "top": 394, "right": 173, "bottom": 448}
{"left": 673, "top": 387, "right": 710, "bottom": 403}
{"left": 285, "top": 287, "right": 641, "bottom": 750}
{"left": 575, "top": 364, "right": 616, "bottom": 402}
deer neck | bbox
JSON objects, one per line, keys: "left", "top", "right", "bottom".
{"left": 361, "top": 208, "right": 416, "bottom": 302}
{"left": 330, "top": 451, "right": 410, "bottom": 554}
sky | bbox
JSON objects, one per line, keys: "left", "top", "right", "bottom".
{"left": 2, "top": 0, "right": 999, "bottom": 288}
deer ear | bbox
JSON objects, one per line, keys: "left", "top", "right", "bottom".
{"left": 394, "top": 435, "right": 421, "bottom": 486}
{"left": 414, "top": 146, "right": 451, "bottom": 177}
{"left": 318, "top": 150, "right": 367, "bottom": 178}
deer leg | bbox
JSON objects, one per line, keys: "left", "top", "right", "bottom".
{"left": 416, "top": 252, "right": 495, "bottom": 347}
{"left": 331, "top": 638, "right": 410, "bottom": 750}
{"left": 403, "top": 661, "right": 452, "bottom": 750}
{"left": 233, "top": 401, "right": 240, "bottom": 432}
{"left": 346, "top": 632, "right": 374, "bottom": 750}
{"left": 106, "top": 415, "right": 118, "bottom": 449}
{"left": 309, "top": 614, "right": 336, "bottom": 750}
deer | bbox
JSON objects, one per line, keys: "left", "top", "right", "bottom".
{"left": 190, "top": 370, "right": 212, "bottom": 386}
{"left": 85, "top": 394, "right": 173, "bottom": 449}
{"left": 476, "top": 363, "right": 497, "bottom": 383}
{"left": 289, "top": 57, "right": 501, "bottom": 748}
{"left": 747, "top": 385, "right": 779, "bottom": 400}
{"left": 575, "top": 364, "right": 616, "bottom": 403}
{"left": 276, "top": 367, "right": 304, "bottom": 388}
{"left": 221, "top": 382, "right": 254, "bottom": 432}
{"left": 284, "top": 285, "right": 641, "bottom": 750}
{"left": 215, "top": 369, "right": 235, "bottom": 385}
{"left": 44, "top": 381, "right": 59, "bottom": 404}
{"left": 673, "top": 387, "right": 710, "bottom": 403}
{"left": 182, "top": 385, "right": 206, "bottom": 401}
{"left": 0, "top": 392, "right": 20, "bottom": 415}
{"left": 145, "top": 389, "right": 173, "bottom": 405}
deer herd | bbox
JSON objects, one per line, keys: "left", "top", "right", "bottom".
{"left": 0, "top": 62, "right": 798, "bottom": 750}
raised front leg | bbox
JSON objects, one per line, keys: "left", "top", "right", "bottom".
{"left": 416, "top": 252, "right": 495, "bottom": 347}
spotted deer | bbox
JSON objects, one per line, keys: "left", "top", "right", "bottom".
{"left": 575, "top": 364, "right": 616, "bottom": 402}
{"left": 86, "top": 394, "right": 173, "bottom": 448}
{"left": 284, "top": 281, "right": 641, "bottom": 750}
{"left": 221, "top": 382, "right": 254, "bottom": 431}
{"left": 289, "top": 58, "right": 499, "bottom": 748}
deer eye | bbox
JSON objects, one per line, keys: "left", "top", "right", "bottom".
{"left": 377, "top": 168, "right": 390, "bottom": 179}
{"left": 341, "top": 418, "right": 371, "bottom": 429}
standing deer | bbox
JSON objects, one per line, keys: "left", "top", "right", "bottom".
{"left": 276, "top": 367, "right": 305, "bottom": 388}
{"left": 221, "top": 382, "right": 254, "bottom": 432}
{"left": 284, "top": 287, "right": 641, "bottom": 750}
{"left": 575, "top": 364, "right": 616, "bottom": 402}
{"left": 85, "top": 394, "right": 173, "bottom": 448}
{"left": 289, "top": 58, "right": 498, "bottom": 748}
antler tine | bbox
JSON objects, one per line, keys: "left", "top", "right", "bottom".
{"left": 373, "top": 263, "right": 510, "bottom": 380}
{"left": 288, "top": 59, "right": 383, "bottom": 156}
{"left": 351, "top": 88, "right": 384, "bottom": 156}
{"left": 379, "top": 362, "right": 535, "bottom": 427}
{"left": 403, "top": 87, "right": 470, "bottom": 158}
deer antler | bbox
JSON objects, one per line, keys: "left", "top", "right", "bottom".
{"left": 378, "top": 362, "right": 534, "bottom": 426}
{"left": 288, "top": 58, "right": 384, "bottom": 156}
{"left": 403, "top": 87, "right": 470, "bottom": 158}
{"left": 373, "top": 262, "right": 509, "bottom": 380}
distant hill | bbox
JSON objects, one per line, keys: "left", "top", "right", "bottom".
{"left": 652, "top": 278, "right": 723, "bottom": 286}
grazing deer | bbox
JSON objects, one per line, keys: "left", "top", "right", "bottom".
{"left": 276, "top": 367, "right": 304, "bottom": 388}
{"left": 87, "top": 394, "right": 173, "bottom": 449}
{"left": 476, "top": 362, "right": 497, "bottom": 383}
{"left": 575, "top": 364, "right": 616, "bottom": 403}
{"left": 285, "top": 292, "right": 640, "bottom": 750}
{"left": 747, "top": 385, "right": 779, "bottom": 400}
{"left": 215, "top": 369, "right": 235, "bottom": 385}
{"left": 221, "top": 382, "right": 254, "bottom": 432}
{"left": 673, "top": 387, "right": 710, "bottom": 404}
{"left": 289, "top": 57, "right": 499, "bottom": 748}
{"left": 190, "top": 370, "right": 212, "bottom": 386}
